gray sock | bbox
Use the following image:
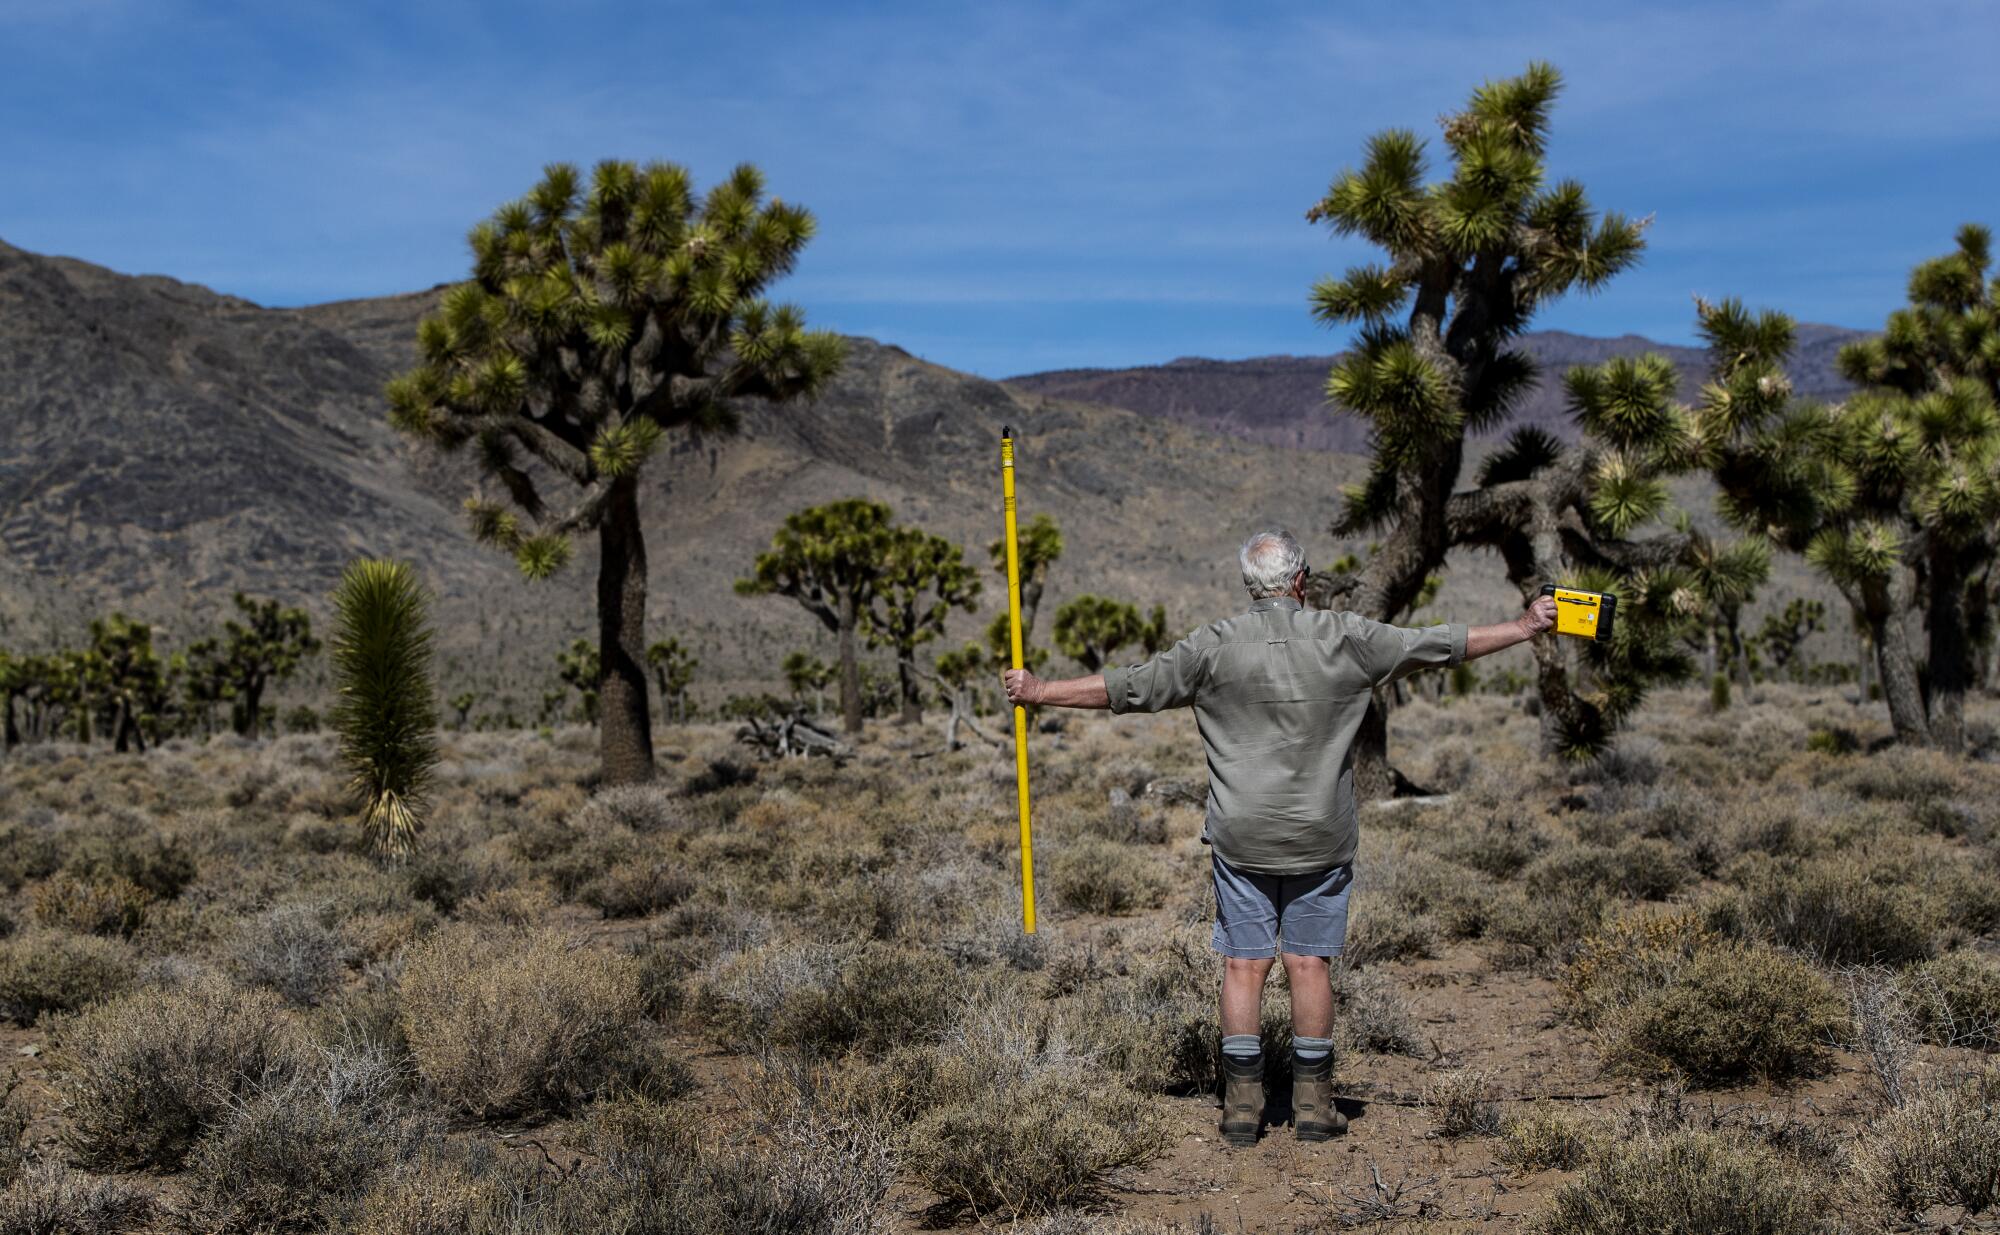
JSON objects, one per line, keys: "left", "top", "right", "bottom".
{"left": 1221, "top": 1033, "right": 1262, "bottom": 1062}
{"left": 1292, "top": 1034, "right": 1333, "bottom": 1062}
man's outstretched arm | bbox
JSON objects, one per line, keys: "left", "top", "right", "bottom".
{"left": 1464, "top": 594, "right": 1557, "bottom": 660}
{"left": 1002, "top": 669, "right": 1109, "bottom": 709}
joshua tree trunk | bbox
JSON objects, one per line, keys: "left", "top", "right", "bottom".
{"left": 897, "top": 654, "right": 922, "bottom": 725}
{"left": 837, "top": 590, "right": 863, "bottom": 735}
{"left": 112, "top": 699, "right": 144, "bottom": 754}
{"left": 2, "top": 695, "right": 16, "bottom": 752}
{"left": 1852, "top": 575, "right": 1931, "bottom": 747}
{"left": 1927, "top": 548, "right": 1972, "bottom": 753}
{"left": 598, "top": 477, "right": 655, "bottom": 784}
{"left": 237, "top": 675, "right": 265, "bottom": 738}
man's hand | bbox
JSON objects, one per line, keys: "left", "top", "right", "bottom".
{"left": 1519, "top": 594, "right": 1557, "bottom": 637}
{"left": 1003, "top": 668, "right": 1045, "bottom": 705}
{"left": 1465, "top": 594, "right": 1560, "bottom": 661}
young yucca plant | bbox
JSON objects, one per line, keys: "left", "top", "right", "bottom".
{"left": 330, "top": 559, "right": 440, "bottom": 858}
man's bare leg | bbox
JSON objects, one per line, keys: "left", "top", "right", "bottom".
{"left": 1281, "top": 952, "right": 1333, "bottom": 1038}
{"left": 1221, "top": 955, "right": 1275, "bottom": 1036}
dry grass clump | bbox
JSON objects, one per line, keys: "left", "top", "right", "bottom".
{"left": 61, "top": 830, "right": 197, "bottom": 901}
{"left": 1536, "top": 1128, "right": 1831, "bottom": 1235}
{"left": 1336, "top": 964, "right": 1423, "bottom": 1057}
{"left": 902, "top": 1008, "right": 1172, "bottom": 1219}
{"left": 1899, "top": 950, "right": 2000, "bottom": 1050}
{"left": 699, "top": 939, "right": 963, "bottom": 1060}
{"left": 1498, "top": 1103, "right": 1597, "bottom": 1172}
{"left": 1421, "top": 1067, "right": 1501, "bottom": 1138}
{"left": 29, "top": 875, "right": 150, "bottom": 939}
{"left": 53, "top": 976, "right": 309, "bottom": 1169}
{"left": 351, "top": 1152, "right": 502, "bottom": 1235}
{"left": 580, "top": 854, "right": 695, "bottom": 919}
{"left": 574, "top": 781, "right": 699, "bottom": 833}
{"left": 1851, "top": 1065, "right": 2000, "bottom": 1219}
{"left": 398, "top": 926, "right": 648, "bottom": 1120}
{"left": 1045, "top": 837, "right": 1169, "bottom": 915}
{"left": 1559, "top": 908, "right": 1714, "bottom": 1029}
{"left": 0, "top": 930, "right": 134, "bottom": 1024}
{"left": 0, "top": 1162, "right": 152, "bottom": 1235}
{"left": 178, "top": 1052, "right": 421, "bottom": 1233}
{"left": 1728, "top": 857, "right": 1945, "bottom": 966}
{"left": 1607, "top": 943, "right": 1844, "bottom": 1085}
{"left": 229, "top": 901, "right": 352, "bottom": 1006}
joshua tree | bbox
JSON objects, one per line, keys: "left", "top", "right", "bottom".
{"left": 178, "top": 638, "right": 233, "bottom": 737}
{"left": 449, "top": 691, "right": 476, "bottom": 730}
{"left": 1681, "top": 528, "right": 1771, "bottom": 702}
{"left": 388, "top": 160, "right": 842, "bottom": 784}
{"left": 556, "top": 638, "right": 602, "bottom": 726}
{"left": 189, "top": 593, "right": 318, "bottom": 739}
{"left": 1052, "top": 595, "right": 1154, "bottom": 673}
{"left": 1705, "top": 228, "right": 2000, "bottom": 750}
{"left": 866, "top": 527, "right": 981, "bottom": 724}
{"left": 89, "top": 615, "right": 171, "bottom": 754}
{"left": 1305, "top": 63, "right": 1649, "bottom": 782}
{"left": 986, "top": 513, "right": 1062, "bottom": 645}
{"left": 645, "top": 637, "right": 698, "bottom": 724}
{"left": 781, "top": 650, "right": 833, "bottom": 714}
{"left": 330, "top": 560, "right": 439, "bottom": 858}
{"left": 0, "top": 650, "right": 23, "bottom": 752}
{"left": 737, "top": 499, "right": 894, "bottom": 734}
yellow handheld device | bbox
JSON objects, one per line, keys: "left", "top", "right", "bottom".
{"left": 1538, "top": 583, "right": 1618, "bottom": 641}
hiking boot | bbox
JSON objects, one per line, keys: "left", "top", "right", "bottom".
{"left": 1219, "top": 1053, "right": 1264, "bottom": 1147}
{"left": 1292, "top": 1053, "right": 1346, "bottom": 1142}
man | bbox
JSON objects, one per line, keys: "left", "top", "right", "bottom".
{"left": 1003, "top": 528, "right": 1557, "bottom": 1146}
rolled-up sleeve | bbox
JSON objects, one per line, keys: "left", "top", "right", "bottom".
{"left": 1355, "top": 618, "right": 1467, "bottom": 687}
{"left": 1102, "top": 636, "right": 1207, "bottom": 714}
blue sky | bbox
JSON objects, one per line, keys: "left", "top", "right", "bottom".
{"left": 4, "top": 1, "right": 1997, "bottom": 376}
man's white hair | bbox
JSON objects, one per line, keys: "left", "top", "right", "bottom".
{"left": 1239, "top": 528, "right": 1307, "bottom": 598}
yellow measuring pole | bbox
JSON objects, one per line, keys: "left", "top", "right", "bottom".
{"left": 1000, "top": 426, "right": 1037, "bottom": 933}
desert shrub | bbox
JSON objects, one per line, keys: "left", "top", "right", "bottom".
{"left": 62, "top": 831, "right": 196, "bottom": 901}
{"left": 1499, "top": 1103, "right": 1595, "bottom": 1172}
{"left": 398, "top": 926, "right": 647, "bottom": 1120}
{"left": 1335, "top": 965, "right": 1423, "bottom": 1056}
{"left": 1343, "top": 908, "right": 1440, "bottom": 966}
{"left": 1524, "top": 842, "right": 1687, "bottom": 904}
{"left": 53, "top": 977, "right": 308, "bottom": 1169}
{"left": 457, "top": 882, "right": 557, "bottom": 927}
{"left": 30, "top": 875, "right": 148, "bottom": 939}
{"left": 0, "top": 931, "right": 135, "bottom": 1024}
{"left": 581, "top": 859, "right": 695, "bottom": 920}
{"left": 576, "top": 783, "right": 696, "bottom": 834}
{"left": 1559, "top": 908, "right": 1714, "bottom": 1029}
{"left": 903, "top": 1011, "right": 1170, "bottom": 1219}
{"left": 1834, "top": 748, "right": 1964, "bottom": 808}
{"left": 1899, "top": 950, "right": 2000, "bottom": 1051}
{"left": 1853, "top": 1065, "right": 2000, "bottom": 1217}
{"left": 403, "top": 852, "right": 477, "bottom": 913}
{"left": 0, "top": 824, "right": 61, "bottom": 892}
{"left": 1445, "top": 822, "right": 1548, "bottom": 881}
{"left": 701, "top": 941, "right": 962, "bottom": 1060}
{"left": 1422, "top": 1067, "right": 1500, "bottom": 1138}
{"left": 685, "top": 757, "right": 756, "bottom": 796}
{"left": 178, "top": 1066, "right": 416, "bottom": 1234}
{"left": 1046, "top": 838, "right": 1167, "bottom": 916}
{"left": 1607, "top": 944, "right": 1843, "bottom": 1085}
{"left": 352, "top": 1152, "right": 502, "bottom": 1235}
{"left": 0, "top": 1163, "right": 151, "bottom": 1235}
{"left": 1732, "top": 858, "right": 1943, "bottom": 966}
{"left": 1487, "top": 882, "right": 1611, "bottom": 969}
{"left": 1537, "top": 1128, "right": 1829, "bottom": 1235}
{"left": 230, "top": 902, "right": 351, "bottom": 1007}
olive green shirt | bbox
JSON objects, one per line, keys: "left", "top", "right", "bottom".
{"left": 1101, "top": 597, "right": 1467, "bottom": 875}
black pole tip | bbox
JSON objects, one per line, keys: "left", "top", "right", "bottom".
{"left": 1002, "top": 424, "right": 1012, "bottom": 439}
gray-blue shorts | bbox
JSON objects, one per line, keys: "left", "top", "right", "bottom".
{"left": 1211, "top": 853, "right": 1354, "bottom": 959}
